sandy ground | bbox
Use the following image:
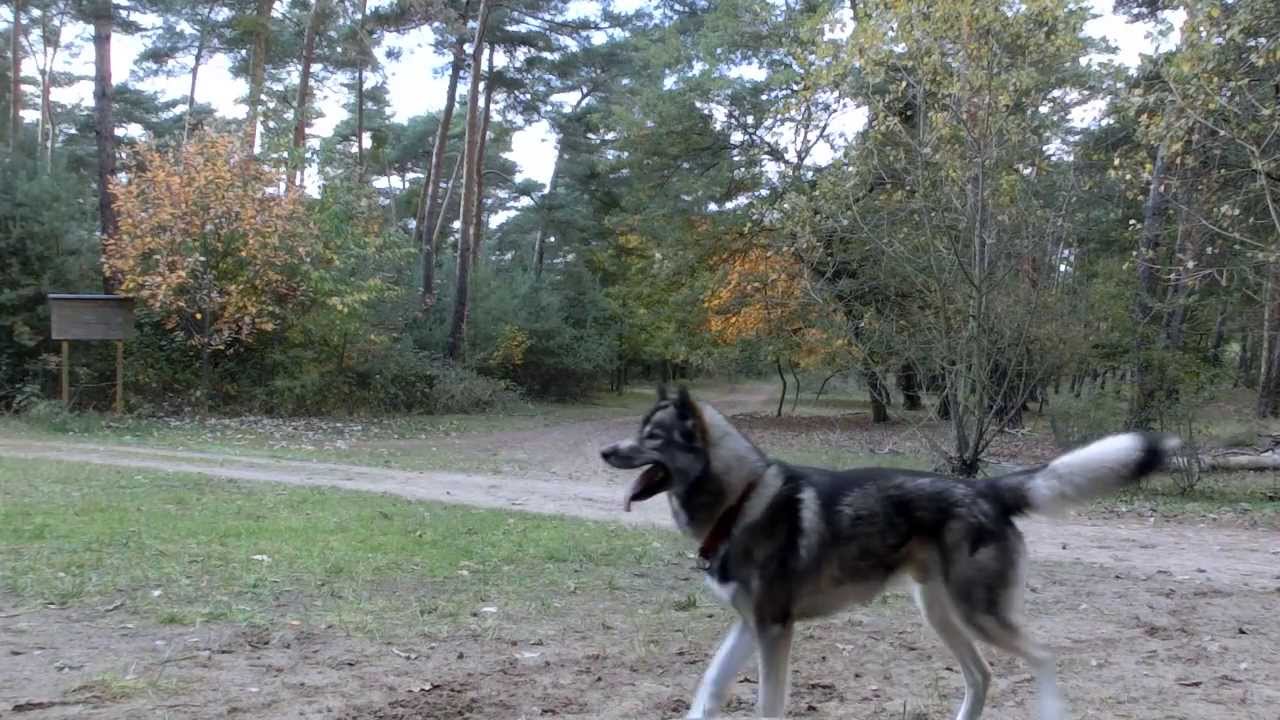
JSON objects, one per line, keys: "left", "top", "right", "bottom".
{"left": 2, "top": 392, "right": 1280, "bottom": 719}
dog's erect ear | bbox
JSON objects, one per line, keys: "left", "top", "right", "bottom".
{"left": 674, "top": 385, "right": 695, "bottom": 418}
{"left": 657, "top": 384, "right": 669, "bottom": 402}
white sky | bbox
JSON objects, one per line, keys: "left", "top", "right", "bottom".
{"left": 29, "top": 0, "right": 1177, "bottom": 190}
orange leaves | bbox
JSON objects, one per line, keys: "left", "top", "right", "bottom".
{"left": 705, "top": 246, "right": 809, "bottom": 343}
{"left": 704, "top": 244, "right": 846, "bottom": 368}
{"left": 105, "top": 132, "right": 315, "bottom": 351}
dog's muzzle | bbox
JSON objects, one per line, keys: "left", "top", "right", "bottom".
{"left": 600, "top": 441, "right": 672, "bottom": 511}
{"left": 600, "top": 440, "right": 647, "bottom": 469}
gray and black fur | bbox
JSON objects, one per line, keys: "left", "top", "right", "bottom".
{"left": 601, "top": 386, "right": 1179, "bottom": 720}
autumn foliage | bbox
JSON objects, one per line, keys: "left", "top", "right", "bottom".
{"left": 705, "top": 245, "right": 844, "bottom": 368}
{"left": 705, "top": 247, "right": 804, "bottom": 343}
{"left": 105, "top": 134, "right": 314, "bottom": 355}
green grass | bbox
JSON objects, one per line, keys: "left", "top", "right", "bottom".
{"left": 0, "top": 457, "right": 684, "bottom": 638}
{"left": 1096, "top": 471, "right": 1280, "bottom": 520}
{"left": 1034, "top": 383, "right": 1280, "bottom": 449}
{"left": 0, "top": 388, "right": 660, "bottom": 473}
{"left": 771, "top": 447, "right": 931, "bottom": 471}
{"left": 70, "top": 673, "right": 191, "bottom": 703}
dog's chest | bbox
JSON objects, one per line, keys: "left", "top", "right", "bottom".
{"left": 703, "top": 575, "right": 739, "bottom": 606}
{"left": 668, "top": 493, "right": 691, "bottom": 532}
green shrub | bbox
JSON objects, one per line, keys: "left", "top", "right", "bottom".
{"left": 264, "top": 338, "right": 520, "bottom": 416}
{"left": 1047, "top": 391, "right": 1127, "bottom": 449}
{"left": 0, "top": 156, "right": 99, "bottom": 410}
{"left": 20, "top": 399, "right": 107, "bottom": 434}
{"left": 426, "top": 363, "right": 523, "bottom": 414}
{"left": 467, "top": 264, "right": 617, "bottom": 399}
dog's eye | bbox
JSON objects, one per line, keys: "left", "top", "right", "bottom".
{"left": 644, "top": 430, "right": 663, "bottom": 442}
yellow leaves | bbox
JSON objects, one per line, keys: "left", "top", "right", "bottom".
{"left": 704, "top": 246, "right": 808, "bottom": 343}
{"left": 488, "top": 325, "right": 532, "bottom": 371}
{"left": 106, "top": 132, "right": 316, "bottom": 351}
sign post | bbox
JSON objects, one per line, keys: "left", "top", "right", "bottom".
{"left": 48, "top": 294, "right": 136, "bottom": 413}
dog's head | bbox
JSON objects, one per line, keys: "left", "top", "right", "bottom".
{"left": 601, "top": 385, "right": 710, "bottom": 511}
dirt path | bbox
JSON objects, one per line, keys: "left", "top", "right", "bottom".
{"left": 4, "top": 392, "right": 1280, "bottom": 720}
{"left": 0, "top": 436, "right": 1276, "bottom": 593}
{"left": 394, "top": 382, "right": 783, "bottom": 484}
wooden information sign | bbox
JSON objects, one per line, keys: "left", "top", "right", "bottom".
{"left": 47, "top": 294, "right": 136, "bottom": 413}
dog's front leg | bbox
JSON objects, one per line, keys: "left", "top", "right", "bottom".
{"left": 687, "top": 620, "right": 756, "bottom": 719}
{"left": 754, "top": 621, "right": 794, "bottom": 719}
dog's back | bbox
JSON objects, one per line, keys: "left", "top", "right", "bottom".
{"left": 719, "top": 432, "right": 1177, "bottom": 625}
{"left": 711, "top": 464, "right": 1024, "bottom": 623}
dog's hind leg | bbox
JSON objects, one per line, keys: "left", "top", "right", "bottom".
{"left": 967, "top": 616, "right": 1064, "bottom": 720}
{"left": 754, "top": 621, "right": 794, "bottom": 719}
{"left": 687, "top": 620, "right": 755, "bottom": 719}
{"left": 954, "top": 550, "right": 1065, "bottom": 720}
{"left": 913, "top": 581, "right": 991, "bottom": 720}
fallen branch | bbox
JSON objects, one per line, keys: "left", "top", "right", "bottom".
{"left": 986, "top": 447, "right": 1280, "bottom": 476}
{"left": 13, "top": 699, "right": 84, "bottom": 712}
{"left": 1173, "top": 449, "right": 1280, "bottom": 473}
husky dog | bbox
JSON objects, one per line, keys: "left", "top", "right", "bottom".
{"left": 600, "top": 386, "right": 1177, "bottom": 720}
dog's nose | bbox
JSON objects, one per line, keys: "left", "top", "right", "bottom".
{"left": 600, "top": 444, "right": 618, "bottom": 461}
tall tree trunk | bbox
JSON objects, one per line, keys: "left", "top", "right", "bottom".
{"left": 353, "top": 0, "right": 366, "bottom": 179}
{"left": 533, "top": 154, "right": 560, "bottom": 279}
{"left": 865, "top": 366, "right": 890, "bottom": 423}
{"left": 36, "top": 82, "right": 45, "bottom": 159}
{"left": 532, "top": 96, "right": 588, "bottom": 280}
{"left": 92, "top": 0, "right": 117, "bottom": 292}
{"left": 182, "top": 2, "right": 217, "bottom": 146}
{"left": 36, "top": 61, "right": 49, "bottom": 168}
{"left": 1208, "top": 304, "right": 1228, "bottom": 366}
{"left": 789, "top": 360, "right": 801, "bottom": 413}
{"left": 933, "top": 370, "right": 953, "bottom": 421}
{"left": 8, "top": 0, "right": 20, "bottom": 151}
{"left": 1129, "top": 141, "right": 1171, "bottom": 429}
{"left": 951, "top": 153, "right": 992, "bottom": 474}
{"left": 1162, "top": 203, "right": 1199, "bottom": 352}
{"left": 38, "top": 28, "right": 56, "bottom": 170}
{"left": 244, "top": 0, "right": 276, "bottom": 152}
{"left": 1260, "top": 276, "right": 1273, "bottom": 391}
{"left": 775, "top": 356, "right": 787, "bottom": 418}
{"left": 898, "top": 361, "right": 922, "bottom": 411}
{"left": 444, "top": 0, "right": 491, "bottom": 362}
{"left": 38, "top": 66, "right": 50, "bottom": 164}
{"left": 288, "top": 0, "right": 324, "bottom": 191}
{"left": 1235, "top": 331, "right": 1252, "bottom": 388}
{"left": 34, "top": 3, "right": 63, "bottom": 170}
{"left": 416, "top": 38, "right": 465, "bottom": 309}
{"left": 469, "top": 42, "right": 496, "bottom": 269}
{"left": 1258, "top": 268, "right": 1280, "bottom": 417}
{"left": 23, "top": 5, "right": 66, "bottom": 170}
{"left": 431, "top": 152, "right": 461, "bottom": 247}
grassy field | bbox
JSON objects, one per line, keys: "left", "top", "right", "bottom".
{"left": 0, "top": 458, "right": 686, "bottom": 639}
{"left": 4, "top": 378, "right": 1278, "bottom": 524}
{"left": 2, "top": 450, "right": 1277, "bottom": 719}
{"left": 0, "top": 388, "right": 660, "bottom": 474}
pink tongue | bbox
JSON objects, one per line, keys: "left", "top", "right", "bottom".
{"left": 623, "top": 465, "right": 669, "bottom": 512}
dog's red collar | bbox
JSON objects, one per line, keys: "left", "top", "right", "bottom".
{"left": 697, "top": 480, "right": 758, "bottom": 564}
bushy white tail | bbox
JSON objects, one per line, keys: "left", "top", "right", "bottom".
{"left": 991, "top": 433, "right": 1180, "bottom": 517}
